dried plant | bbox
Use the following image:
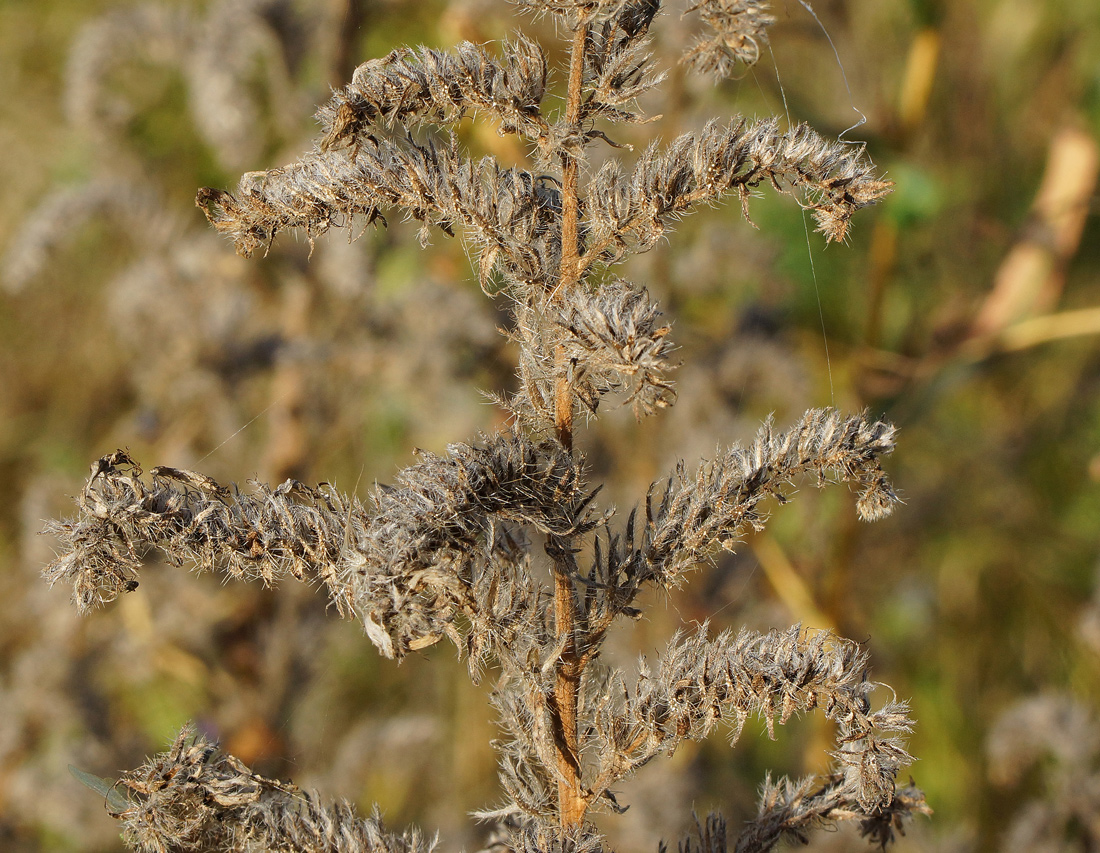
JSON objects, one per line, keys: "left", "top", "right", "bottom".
{"left": 63, "top": 0, "right": 302, "bottom": 170}
{"left": 43, "top": 1, "right": 925, "bottom": 851}
{"left": 987, "top": 694, "right": 1100, "bottom": 852}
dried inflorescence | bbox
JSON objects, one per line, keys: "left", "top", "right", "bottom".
{"left": 589, "top": 626, "right": 914, "bottom": 812}
{"left": 197, "top": 114, "right": 887, "bottom": 270}
{"left": 194, "top": 3, "right": 888, "bottom": 269}
{"left": 681, "top": 0, "right": 775, "bottom": 78}
{"left": 1, "top": 180, "right": 181, "bottom": 294}
{"left": 634, "top": 408, "right": 899, "bottom": 577}
{"left": 65, "top": 0, "right": 300, "bottom": 169}
{"left": 584, "top": 119, "right": 893, "bottom": 261}
{"left": 114, "top": 726, "right": 435, "bottom": 853}
{"left": 986, "top": 694, "right": 1100, "bottom": 851}
{"left": 735, "top": 776, "right": 930, "bottom": 853}
{"left": 318, "top": 37, "right": 550, "bottom": 146}
{"left": 557, "top": 280, "right": 677, "bottom": 417}
{"left": 196, "top": 144, "right": 564, "bottom": 289}
{"left": 44, "top": 0, "right": 925, "bottom": 850}
{"left": 577, "top": 409, "right": 898, "bottom": 631}
{"left": 44, "top": 433, "right": 597, "bottom": 660}
{"left": 45, "top": 407, "right": 893, "bottom": 666}
{"left": 582, "top": 0, "right": 665, "bottom": 126}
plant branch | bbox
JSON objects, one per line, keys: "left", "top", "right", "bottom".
{"left": 112, "top": 725, "right": 434, "bottom": 853}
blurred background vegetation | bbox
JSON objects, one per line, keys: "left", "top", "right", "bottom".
{"left": 2, "top": 0, "right": 1100, "bottom": 850}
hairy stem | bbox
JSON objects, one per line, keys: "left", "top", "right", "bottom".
{"left": 558, "top": 15, "right": 588, "bottom": 293}
{"left": 551, "top": 13, "right": 591, "bottom": 829}
{"left": 553, "top": 566, "right": 585, "bottom": 828}
{"left": 554, "top": 345, "right": 575, "bottom": 453}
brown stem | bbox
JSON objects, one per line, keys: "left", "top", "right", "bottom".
{"left": 550, "top": 14, "right": 592, "bottom": 830}
{"left": 558, "top": 17, "right": 589, "bottom": 294}
{"left": 553, "top": 9, "right": 590, "bottom": 455}
{"left": 553, "top": 568, "right": 586, "bottom": 828}
{"left": 554, "top": 351, "right": 575, "bottom": 454}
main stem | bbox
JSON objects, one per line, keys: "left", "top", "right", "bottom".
{"left": 552, "top": 11, "right": 590, "bottom": 831}
{"left": 558, "top": 17, "right": 587, "bottom": 296}
{"left": 553, "top": 568, "right": 585, "bottom": 828}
